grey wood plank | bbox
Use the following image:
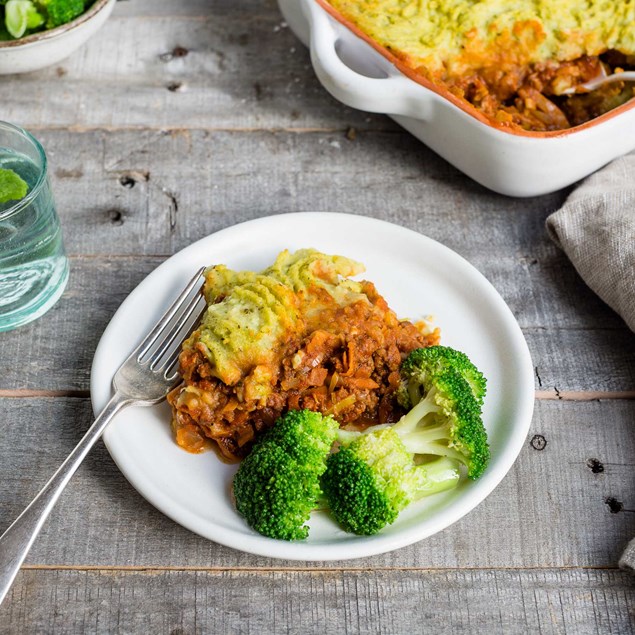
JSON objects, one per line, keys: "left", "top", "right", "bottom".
{"left": 4, "top": 3, "right": 390, "bottom": 131}
{"left": 0, "top": 258, "right": 160, "bottom": 393}
{"left": 114, "top": 0, "right": 269, "bottom": 17}
{"left": 37, "top": 128, "right": 568, "bottom": 259}
{"left": 1, "top": 567, "right": 633, "bottom": 635}
{"left": 0, "top": 398, "right": 633, "bottom": 570}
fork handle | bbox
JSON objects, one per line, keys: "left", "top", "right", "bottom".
{"left": 0, "top": 391, "right": 131, "bottom": 605}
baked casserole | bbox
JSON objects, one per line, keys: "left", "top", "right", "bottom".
{"left": 168, "top": 249, "right": 439, "bottom": 460}
{"left": 321, "top": 0, "right": 635, "bottom": 131}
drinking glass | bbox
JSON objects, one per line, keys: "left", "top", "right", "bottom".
{"left": 0, "top": 122, "right": 69, "bottom": 332}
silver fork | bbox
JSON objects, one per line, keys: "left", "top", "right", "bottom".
{"left": 0, "top": 267, "right": 207, "bottom": 605}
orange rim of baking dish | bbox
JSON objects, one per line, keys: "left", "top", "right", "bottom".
{"left": 315, "top": 0, "right": 635, "bottom": 139}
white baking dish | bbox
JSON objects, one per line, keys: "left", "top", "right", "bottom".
{"left": 278, "top": 0, "right": 635, "bottom": 197}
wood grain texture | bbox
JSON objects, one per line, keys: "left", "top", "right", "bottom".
{"left": 115, "top": 0, "right": 262, "bottom": 17}
{"left": 1, "top": 568, "right": 633, "bottom": 635}
{"left": 0, "top": 398, "right": 633, "bottom": 570}
{"left": 40, "top": 128, "right": 569, "bottom": 258}
{"left": 3, "top": 1, "right": 388, "bottom": 132}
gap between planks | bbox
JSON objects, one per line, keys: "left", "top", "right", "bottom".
{"left": 22, "top": 124, "right": 364, "bottom": 135}
{"left": 17, "top": 564, "right": 624, "bottom": 573}
{"left": 0, "top": 390, "right": 91, "bottom": 398}
{"left": 1, "top": 390, "right": 634, "bottom": 401}
{"left": 535, "top": 390, "right": 635, "bottom": 401}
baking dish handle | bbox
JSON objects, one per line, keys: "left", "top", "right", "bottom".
{"left": 306, "top": 0, "right": 432, "bottom": 119}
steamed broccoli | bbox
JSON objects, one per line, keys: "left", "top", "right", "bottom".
{"left": 233, "top": 346, "right": 489, "bottom": 540}
{"left": 233, "top": 409, "right": 339, "bottom": 540}
{"left": 400, "top": 345, "right": 487, "bottom": 405}
{"left": 323, "top": 427, "right": 460, "bottom": 535}
{"left": 395, "top": 347, "right": 490, "bottom": 479}
{"left": 42, "top": 0, "right": 85, "bottom": 28}
{"left": 323, "top": 345, "right": 489, "bottom": 535}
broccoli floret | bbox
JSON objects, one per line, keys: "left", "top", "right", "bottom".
{"left": 323, "top": 427, "right": 460, "bottom": 535}
{"left": 395, "top": 348, "right": 489, "bottom": 479}
{"left": 400, "top": 346, "right": 487, "bottom": 405}
{"left": 39, "top": 0, "right": 85, "bottom": 28}
{"left": 233, "top": 409, "right": 339, "bottom": 540}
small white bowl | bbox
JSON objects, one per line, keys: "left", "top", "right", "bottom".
{"left": 0, "top": 0, "right": 116, "bottom": 74}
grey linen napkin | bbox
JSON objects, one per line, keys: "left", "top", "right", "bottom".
{"left": 546, "top": 154, "right": 635, "bottom": 572}
{"left": 619, "top": 541, "right": 635, "bottom": 573}
{"left": 546, "top": 153, "right": 635, "bottom": 333}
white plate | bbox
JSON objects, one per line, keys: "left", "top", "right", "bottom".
{"left": 91, "top": 212, "right": 534, "bottom": 561}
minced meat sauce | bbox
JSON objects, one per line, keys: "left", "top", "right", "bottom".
{"left": 167, "top": 280, "right": 439, "bottom": 461}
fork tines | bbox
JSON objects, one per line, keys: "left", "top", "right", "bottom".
{"left": 136, "top": 267, "right": 207, "bottom": 377}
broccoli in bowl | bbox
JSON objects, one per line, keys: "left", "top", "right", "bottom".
{"left": 1, "top": 0, "right": 95, "bottom": 40}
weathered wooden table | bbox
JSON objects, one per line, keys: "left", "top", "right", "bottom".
{"left": 1, "top": 1, "right": 634, "bottom": 632}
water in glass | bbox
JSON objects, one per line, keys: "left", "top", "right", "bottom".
{"left": 0, "top": 126, "right": 68, "bottom": 332}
